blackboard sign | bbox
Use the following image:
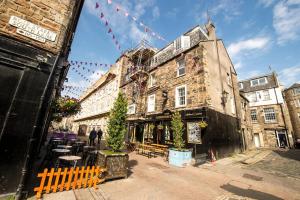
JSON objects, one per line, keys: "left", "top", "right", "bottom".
{"left": 187, "top": 122, "right": 202, "bottom": 144}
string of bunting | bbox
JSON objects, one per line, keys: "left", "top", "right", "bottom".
{"left": 95, "top": 3, "right": 121, "bottom": 51}
{"left": 70, "top": 65, "right": 103, "bottom": 76}
{"left": 63, "top": 88, "right": 81, "bottom": 97}
{"left": 96, "top": 0, "right": 167, "bottom": 42}
{"left": 71, "top": 69, "right": 93, "bottom": 84}
{"left": 69, "top": 60, "right": 111, "bottom": 67}
{"left": 64, "top": 85, "right": 85, "bottom": 93}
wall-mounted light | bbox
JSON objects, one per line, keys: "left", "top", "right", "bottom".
{"left": 221, "top": 90, "right": 228, "bottom": 105}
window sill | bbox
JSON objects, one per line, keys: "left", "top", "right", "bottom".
{"left": 264, "top": 121, "right": 277, "bottom": 124}
{"left": 176, "top": 74, "right": 185, "bottom": 78}
{"left": 175, "top": 105, "right": 186, "bottom": 108}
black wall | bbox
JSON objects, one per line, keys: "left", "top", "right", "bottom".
{"left": 0, "top": 35, "right": 59, "bottom": 195}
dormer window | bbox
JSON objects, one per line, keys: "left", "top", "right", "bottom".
{"left": 174, "top": 36, "right": 190, "bottom": 51}
{"left": 250, "top": 77, "right": 268, "bottom": 87}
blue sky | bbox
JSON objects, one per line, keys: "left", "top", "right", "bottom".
{"left": 64, "top": 0, "right": 300, "bottom": 97}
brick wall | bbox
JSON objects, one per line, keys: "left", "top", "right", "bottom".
{"left": 0, "top": 0, "right": 75, "bottom": 54}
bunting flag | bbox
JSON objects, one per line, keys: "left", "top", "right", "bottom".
{"left": 96, "top": 1, "right": 167, "bottom": 43}
{"left": 69, "top": 60, "right": 111, "bottom": 67}
{"left": 95, "top": 2, "right": 99, "bottom": 8}
{"left": 95, "top": 4, "right": 121, "bottom": 51}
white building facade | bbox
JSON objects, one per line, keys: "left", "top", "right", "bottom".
{"left": 72, "top": 65, "right": 121, "bottom": 138}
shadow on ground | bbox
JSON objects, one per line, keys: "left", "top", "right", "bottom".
{"left": 272, "top": 149, "right": 300, "bottom": 162}
{"left": 220, "top": 183, "right": 283, "bottom": 200}
{"left": 127, "top": 159, "right": 138, "bottom": 177}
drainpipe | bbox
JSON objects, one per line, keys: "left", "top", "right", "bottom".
{"left": 215, "top": 39, "right": 226, "bottom": 114}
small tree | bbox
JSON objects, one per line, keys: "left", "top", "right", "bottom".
{"left": 107, "top": 92, "right": 128, "bottom": 152}
{"left": 171, "top": 111, "right": 185, "bottom": 150}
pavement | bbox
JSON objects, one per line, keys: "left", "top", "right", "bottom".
{"left": 34, "top": 148, "right": 300, "bottom": 200}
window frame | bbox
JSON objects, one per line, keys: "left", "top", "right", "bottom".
{"left": 250, "top": 109, "right": 258, "bottom": 122}
{"left": 250, "top": 77, "right": 268, "bottom": 87}
{"left": 149, "top": 72, "right": 156, "bottom": 88}
{"left": 262, "top": 90, "right": 271, "bottom": 101}
{"left": 127, "top": 104, "right": 136, "bottom": 114}
{"left": 264, "top": 107, "right": 276, "bottom": 123}
{"left": 175, "top": 85, "right": 187, "bottom": 108}
{"left": 294, "top": 88, "right": 300, "bottom": 95}
{"left": 239, "top": 82, "right": 243, "bottom": 89}
{"left": 147, "top": 94, "right": 156, "bottom": 112}
{"left": 177, "top": 58, "right": 186, "bottom": 77}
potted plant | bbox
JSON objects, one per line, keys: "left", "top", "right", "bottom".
{"left": 96, "top": 92, "right": 129, "bottom": 180}
{"left": 198, "top": 120, "right": 208, "bottom": 129}
{"left": 169, "top": 111, "right": 192, "bottom": 167}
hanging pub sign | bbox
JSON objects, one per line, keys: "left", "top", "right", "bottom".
{"left": 187, "top": 122, "right": 202, "bottom": 144}
{"left": 9, "top": 16, "right": 57, "bottom": 43}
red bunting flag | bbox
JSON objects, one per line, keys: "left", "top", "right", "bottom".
{"left": 112, "top": 35, "right": 115, "bottom": 39}
{"left": 116, "top": 6, "right": 120, "bottom": 12}
{"left": 108, "top": 28, "right": 112, "bottom": 33}
{"left": 105, "top": 21, "right": 108, "bottom": 26}
{"left": 100, "top": 12, "right": 104, "bottom": 18}
{"left": 95, "top": 2, "right": 99, "bottom": 8}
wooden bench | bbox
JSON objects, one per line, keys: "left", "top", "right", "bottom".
{"left": 136, "top": 144, "right": 155, "bottom": 158}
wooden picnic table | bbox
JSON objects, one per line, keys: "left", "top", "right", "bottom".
{"left": 57, "top": 145, "right": 72, "bottom": 149}
{"left": 59, "top": 155, "right": 81, "bottom": 168}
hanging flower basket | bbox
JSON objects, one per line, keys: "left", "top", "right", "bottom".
{"left": 198, "top": 121, "right": 208, "bottom": 129}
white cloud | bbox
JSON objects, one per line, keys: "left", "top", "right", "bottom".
{"left": 273, "top": 1, "right": 300, "bottom": 44}
{"left": 238, "top": 70, "right": 262, "bottom": 81}
{"left": 166, "top": 8, "right": 178, "bottom": 19}
{"left": 152, "top": 6, "right": 160, "bottom": 20}
{"left": 228, "top": 37, "right": 270, "bottom": 58}
{"left": 258, "top": 0, "right": 277, "bottom": 7}
{"left": 278, "top": 65, "right": 300, "bottom": 87}
{"left": 193, "top": 0, "right": 242, "bottom": 24}
{"left": 85, "top": 0, "right": 157, "bottom": 47}
{"left": 234, "top": 61, "right": 243, "bottom": 69}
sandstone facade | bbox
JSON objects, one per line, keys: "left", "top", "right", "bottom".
{"left": 0, "top": 0, "right": 76, "bottom": 54}
{"left": 283, "top": 83, "right": 300, "bottom": 142}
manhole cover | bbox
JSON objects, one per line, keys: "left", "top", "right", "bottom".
{"left": 243, "top": 173, "right": 263, "bottom": 181}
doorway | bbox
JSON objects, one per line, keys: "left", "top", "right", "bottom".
{"left": 254, "top": 133, "right": 261, "bottom": 148}
{"left": 276, "top": 131, "right": 288, "bottom": 148}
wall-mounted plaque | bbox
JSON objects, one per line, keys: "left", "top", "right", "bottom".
{"left": 9, "top": 16, "right": 57, "bottom": 42}
{"left": 187, "top": 122, "right": 202, "bottom": 144}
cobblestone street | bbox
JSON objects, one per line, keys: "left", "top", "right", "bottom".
{"left": 245, "top": 149, "right": 300, "bottom": 179}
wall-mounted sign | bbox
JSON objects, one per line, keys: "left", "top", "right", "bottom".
{"left": 9, "top": 16, "right": 57, "bottom": 42}
{"left": 187, "top": 122, "right": 202, "bottom": 144}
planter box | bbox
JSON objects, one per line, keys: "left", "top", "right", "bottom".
{"left": 96, "top": 151, "right": 129, "bottom": 180}
{"left": 169, "top": 149, "right": 192, "bottom": 167}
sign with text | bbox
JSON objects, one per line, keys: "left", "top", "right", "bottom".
{"left": 187, "top": 122, "right": 202, "bottom": 144}
{"left": 9, "top": 16, "right": 57, "bottom": 42}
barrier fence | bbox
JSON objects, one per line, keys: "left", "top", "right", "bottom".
{"left": 34, "top": 166, "right": 106, "bottom": 198}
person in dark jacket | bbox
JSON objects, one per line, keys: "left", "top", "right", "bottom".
{"left": 97, "top": 128, "right": 103, "bottom": 145}
{"left": 89, "top": 128, "right": 97, "bottom": 146}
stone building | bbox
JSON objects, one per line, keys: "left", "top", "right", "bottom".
{"left": 0, "top": 0, "right": 84, "bottom": 197}
{"left": 283, "top": 83, "right": 300, "bottom": 144}
{"left": 239, "top": 73, "right": 294, "bottom": 148}
{"left": 71, "top": 65, "right": 121, "bottom": 138}
{"left": 118, "top": 21, "right": 244, "bottom": 158}
{"left": 240, "top": 93, "right": 254, "bottom": 150}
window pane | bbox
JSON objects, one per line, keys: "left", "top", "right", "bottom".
{"left": 259, "top": 78, "right": 266, "bottom": 84}
{"left": 264, "top": 108, "right": 276, "bottom": 122}
{"left": 177, "top": 87, "right": 186, "bottom": 106}
{"left": 263, "top": 90, "right": 270, "bottom": 101}
{"left": 177, "top": 59, "right": 185, "bottom": 76}
{"left": 250, "top": 109, "right": 257, "bottom": 122}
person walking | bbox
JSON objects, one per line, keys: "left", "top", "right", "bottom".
{"left": 97, "top": 128, "right": 103, "bottom": 145}
{"left": 89, "top": 128, "right": 97, "bottom": 146}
